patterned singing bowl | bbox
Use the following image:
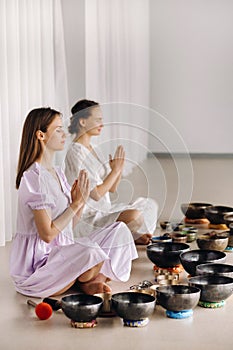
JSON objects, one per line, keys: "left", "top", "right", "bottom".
{"left": 196, "top": 233, "right": 229, "bottom": 251}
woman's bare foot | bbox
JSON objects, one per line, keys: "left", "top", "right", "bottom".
{"left": 78, "top": 273, "right": 112, "bottom": 295}
{"left": 135, "top": 233, "right": 152, "bottom": 245}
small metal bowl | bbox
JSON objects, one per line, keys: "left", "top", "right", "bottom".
{"left": 156, "top": 285, "right": 201, "bottom": 311}
{"left": 61, "top": 294, "right": 103, "bottom": 322}
{"left": 196, "top": 232, "right": 229, "bottom": 251}
{"left": 172, "top": 233, "right": 188, "bottom": 244}
{"left": 111, "top": 292, "right": 155, "bottom": 321}
{"left": 160, "top": 221, "right": 171, "bottom": 230}
{"left": 151, "top": 235, "right": 172, "bottom": 243}
{"left": 186, "top": 231, "right": 197, "bottom": 243}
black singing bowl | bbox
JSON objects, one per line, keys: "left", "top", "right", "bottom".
{"left": 188, "top": 275, "right": 233, "bottom": 303}
{"left": 179, "top": 250, "right": 226, "bottom": 276}
{"left": 156, "top": 285, "right": 201, "bottom": 312}
{"left": 60, "top": 294, "right": 103, "bottom": 322}
{"left": 204, "top": 205, "right": 233, "bottom": 225}
{"left": 196, "top": 263, "right": 233, "bottom": 278}
{"left": 147, "top": 242, "right": 190, "bottom": 268}
{"left": 181, "top": 203, "right": 212, "bottom": 219}
{"left": 224, "top": 213, "right": 233, "bottom": 227}
{"left": 111, "top": 292, "right": 156, "bottom": 321}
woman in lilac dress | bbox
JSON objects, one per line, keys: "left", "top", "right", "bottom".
{"left": 9, "top": 107, "right": 137, "bottom": 298}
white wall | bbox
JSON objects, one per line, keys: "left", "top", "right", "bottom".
{"left": 61, "top": 0, "right": 233, "bottom": 154}
{"left": 61, "top": 0, "right": 85, "bottom": 109}
{"left": 149, "top": 0, "right": 233, "bottom": 154}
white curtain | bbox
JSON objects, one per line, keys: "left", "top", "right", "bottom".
{"left": 85, "top": 0, "right": 150, "bottom": 175}
{"left": 0, "top": 0, "right": 69, "bottom": 246}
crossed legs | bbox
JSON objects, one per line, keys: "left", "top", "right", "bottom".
{"left": 51, "top": 262, "right": 111, "bottom": 296}
{"left": 116, "top": 209, "right": 152, "bottom": 245}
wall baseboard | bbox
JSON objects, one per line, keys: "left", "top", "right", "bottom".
{"left": 148, "top": 152, "right": 233, "bottom": 159}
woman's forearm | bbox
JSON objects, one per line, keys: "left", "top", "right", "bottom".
{"left": 90, "top": 169, "right": 121, "bottom": 200}
{"left": 72, "top": 205, "right": 85, "bottom": 229}
{"left": 109, "top": 172, "right": 122, "bottom": 192}
{"left": 34, "top": 201, "right": 84, "bottom": 243}
{"left": 52, "top": 202, "right": 83, "bottom": 235}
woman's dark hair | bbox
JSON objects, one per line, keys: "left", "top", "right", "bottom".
{"left": 68, "top": 99, "right": 99, "bottom": 135}
{"left": 16, "top": 107, "right": 60, "bottom": 189}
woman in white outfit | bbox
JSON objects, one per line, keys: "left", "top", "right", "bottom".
{"left": 65, "top": 99, "right": 158, "bottom": 245}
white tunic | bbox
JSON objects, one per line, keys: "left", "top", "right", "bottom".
{"left": 65, "top": 142, "right": 158, "bottom": 238}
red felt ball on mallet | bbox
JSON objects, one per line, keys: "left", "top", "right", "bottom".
{"left": 35, "top": 302, "right": 53, "bottom": 320}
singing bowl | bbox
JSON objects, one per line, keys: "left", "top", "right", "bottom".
{"left": 204, "top": 206, "right": 233, "bottom": 225}
{"left": 160, "top": 221, "right": 171, "bottom": 230}
{"left": 196, "top": 263, "right": 233, "bottom": 278}
{"left": 111, "top": 292, "right": 155, "bottom": 321}
{"left": 188, "top": 275, "right": 233, "bottom": 302}
{"left": 196, "top": 232, "right": 229, "bottom": 252}
{"left": 186, "top": 231, "right": 198, "bottom": 243}
{"left": 147, "top": 242, "right": 190, "bottom": 268}
{"left": 60, "top": 294, "right": 103, "bottom": 322}
{"left": 156, "top": 285, "right": 201, "bottom": 311}
{"left": 224, "top": 213, "right": 233, "bottom": 227}
{"left": 172, "top": 233, "right": 187, "bottom": 244}
{"left": 179, "top": 250, "right": 226, "bottom": 276}
{"left": 181, "top": 203, "right": 212, "bottom": 219}
{"left": 151, "top": 235, "right": 172, "bottom": 243}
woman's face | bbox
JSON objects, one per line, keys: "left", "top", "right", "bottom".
{"left": 43, "top": 115, "right": 66, "bottom": 151}
{"left": 82, "top": 107, "right": 103, "bottom": 136}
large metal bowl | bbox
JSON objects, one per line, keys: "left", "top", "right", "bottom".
{"left": 188, "top": 275, "right": 233, "bottom": 302}
{"left": 111, "top": 292, "right": 155, "bottom": 321}
{"left": 156, "top": 285, "right": 200, "bottom": 311}
{"left": 196, "top": 263, "right": 233, "bottom": 278}
{"left": 180, "top": 249, "right": 226, "bottom": 276}
{"left": 181, "top": 203, "right": 212, "bottom": 219}
{"left": 147, "top": 242, "right": 190, "bottom": 268}
{"left": 204, "top": 206, "right": 233, "bottom": 225}
{"left": 60, "top": 294, "right": 103, "bottom": 322}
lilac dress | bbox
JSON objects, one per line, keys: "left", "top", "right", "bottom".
{"left": 9, "top": 163, "right": 138, "bottom": 298}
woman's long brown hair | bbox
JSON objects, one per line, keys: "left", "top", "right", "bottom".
{"left": 16, "top": 107, "right": 60, "bottom": 189}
